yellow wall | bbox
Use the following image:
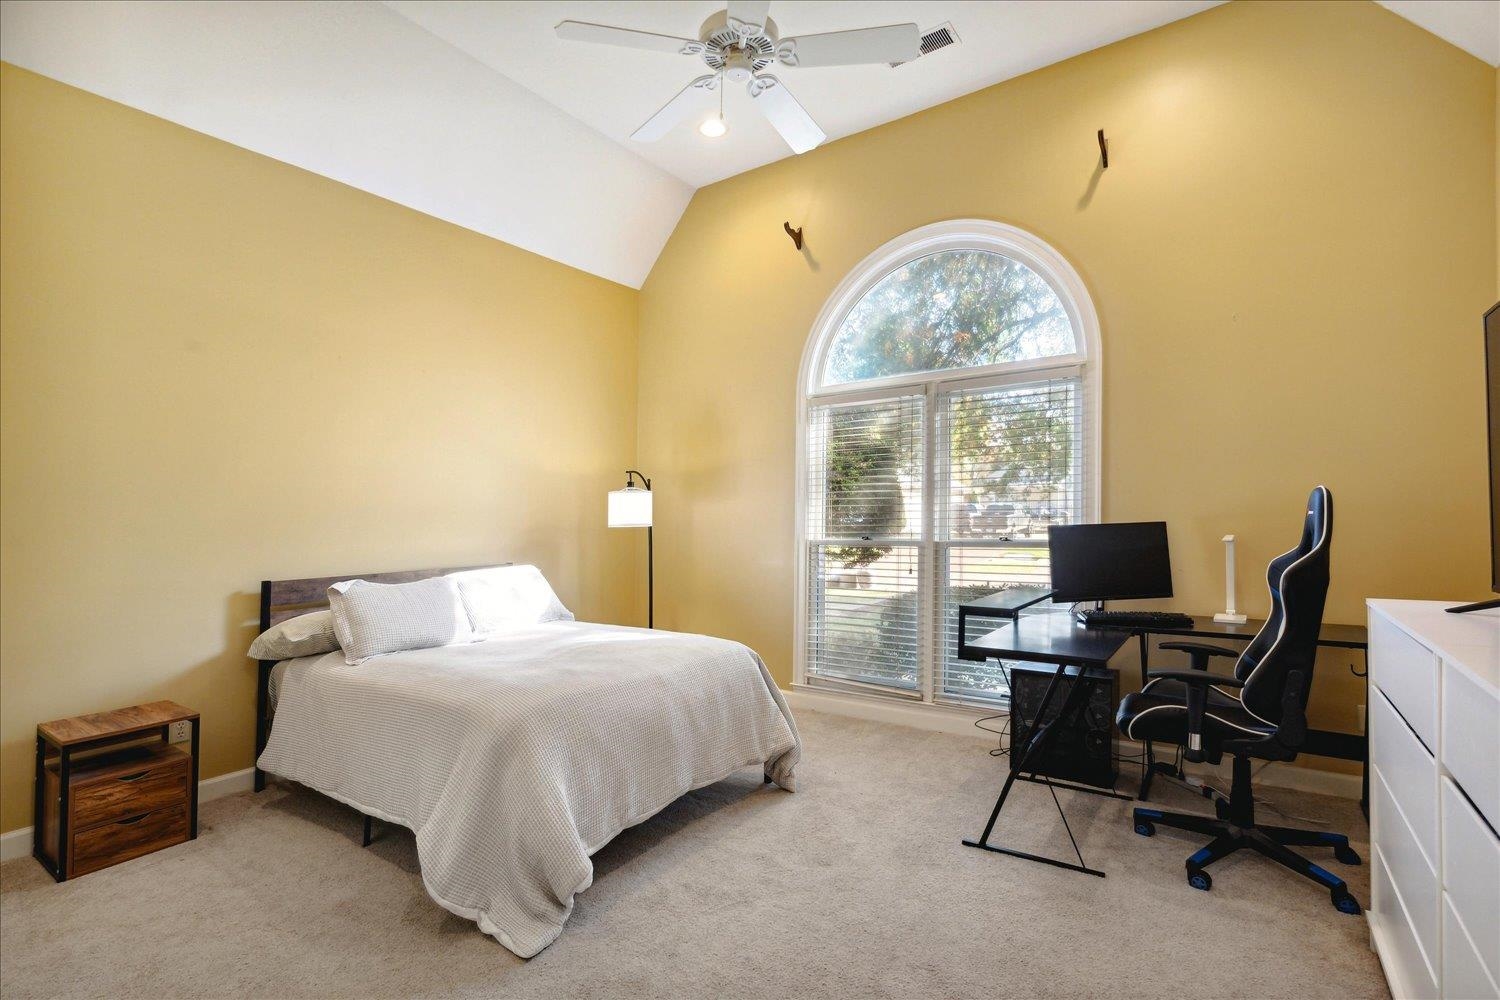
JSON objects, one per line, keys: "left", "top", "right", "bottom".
{"left": 637, "top": 0, "right": 1496, "bottom": 745}
{"left": 0, "top": 65, "right": 642, "bottom": 831}
{"left": 3, "top": 1, "right": 1496, "bottom": 831}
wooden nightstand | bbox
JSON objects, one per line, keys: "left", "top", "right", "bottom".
{"left": 33, "top": 701, "right": 199, "bottom": 881}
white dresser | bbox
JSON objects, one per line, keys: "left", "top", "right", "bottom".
{"left": 1367, "top": 599, "right": 1499, "bottom": 1000}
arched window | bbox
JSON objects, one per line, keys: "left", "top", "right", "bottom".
{"left": 796, "top": 221, "right": 1100, "bottom": 704}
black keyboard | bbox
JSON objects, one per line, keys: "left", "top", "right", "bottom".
{"left": 1075, "top": 609, "right": 1195, "bottom": 629}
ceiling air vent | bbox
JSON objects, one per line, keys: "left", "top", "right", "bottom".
{"left": 893, "top": 22, "right": 960, "bottom": 66}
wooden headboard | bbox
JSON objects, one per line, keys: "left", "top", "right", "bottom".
{"left": 258, "top": 564, "right": 500, "bottom": 631}
{"left": 253, "top": 562, "right": 507, "bottom": 791}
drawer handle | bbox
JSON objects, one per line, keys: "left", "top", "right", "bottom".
{"left": 116, "top": 813, "right": 149, "bottom": 826}
{"left": 116, "top": 771, "right": 150, "bottom": 783}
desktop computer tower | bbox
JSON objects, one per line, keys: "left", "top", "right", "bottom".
{"left": 1006, "top": 663, "right": 1119, "bottom": 789}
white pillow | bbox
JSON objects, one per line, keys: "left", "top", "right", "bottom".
{"left": 448, "top": 564, "right": 574, "bottom": 636}
{"left": 247, "top": 610, "right": 341, "bottom": 661}
{"left": 327, "top": 576, "right": 474, "bottom": 665}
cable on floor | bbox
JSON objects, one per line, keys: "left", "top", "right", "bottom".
{"left": 973, "top": 664, "right": 1013, "bottom": 757}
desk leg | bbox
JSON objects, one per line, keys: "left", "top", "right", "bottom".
{"left": 1134, "top": 632, "right": 1158, "bottom": 803}
{"left": 963, "top": 664, "right": 1106, "bottom": 877}
{"left": 969, "top": 663, "right": 1066, "bottom": 846}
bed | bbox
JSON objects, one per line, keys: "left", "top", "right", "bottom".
{"left": 251, "top": 565, "right": 800, "bottom": 958}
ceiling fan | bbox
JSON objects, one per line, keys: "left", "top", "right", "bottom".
{"left": 555, "top": 1, "right": 920, "bottom": 154}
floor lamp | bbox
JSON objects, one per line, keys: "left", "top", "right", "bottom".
{"left": 608, "top": 470, "right": 653, "bottom": 628}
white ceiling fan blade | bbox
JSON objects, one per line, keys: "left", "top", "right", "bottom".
{"left": 727, "top": 0, "right": 771, "bottom": 31}
{"left": 631, "top": 75, "right": 718, "bottom": 142}
{"left": 555, "top": 20, "right": 701, "bottom": 55}
{"left": 748, "top": 75, "right": 825, "bottom": 154}
{"left": 777, "top": 24, "right": 920, "bottom": 67}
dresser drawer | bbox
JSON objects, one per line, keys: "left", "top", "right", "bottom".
{"left": 1371, "top": 846, "right": 1439, "bottom": 1000}
{"left": 1444, "top": 893, "right": 1500, "bottom": 1000}
{"left": 72, "top": 754, "right": 188, "bottom": 830}
{"left": 1372, "top": 766, "right": 1440, "bottom": 966}
{"left": 1443, "top": 777, "right": 1500, "bottom": 982}
{"left": 1442, "top": 661, "right": 1500, "bottom": 831}
{"left": 1370, "top": 611, "right": 1439, "bottom": 750}
{"left": 71, "top": 805, "right": 188, "bottom": 878}
{"left": 1372, "top": 689, "right": 1438, "bottom": 863}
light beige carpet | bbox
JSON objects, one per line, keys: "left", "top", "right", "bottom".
{"left": 0, "top": 711, "right": 1387, "bottom": 1000}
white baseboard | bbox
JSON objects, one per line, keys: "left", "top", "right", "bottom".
{"left": 786, "top": 684, "right": 1003, "bottom": 737}
{"left": 785, "top": 686, "right": 1362, "bottom": 801}
{"left": 0, "top": 766, "right": 256, "bottom": 863}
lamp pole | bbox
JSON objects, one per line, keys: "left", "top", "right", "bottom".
{"left": 625, "top": 470, "right": 653, "bottom": 629}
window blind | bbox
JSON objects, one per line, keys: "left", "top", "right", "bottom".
{"left": 937, "top": 376, "right": 1087, "bottom": 703}
{"left": 940, "top": 377, "right": 1085, "bottom": 543}
{"left": 806, "top": 395, "right": 923, "bottom": 693}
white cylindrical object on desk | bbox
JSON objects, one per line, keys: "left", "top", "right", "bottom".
{"left": 1214, "top": 533, "right": 1248, "bottom": 624}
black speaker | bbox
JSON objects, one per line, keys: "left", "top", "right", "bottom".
{"left": 1006, "top": 663, "right": 1118, "bottom": 788}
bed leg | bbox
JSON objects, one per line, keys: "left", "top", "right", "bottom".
{"left": 362, "top": 814, "right": 373, "bottom": 847}
{"left": 254, "top": 767, "right": 266, "bottom": 793}
{"left": 764, "top": 774, "right": 772, "bottom": 784}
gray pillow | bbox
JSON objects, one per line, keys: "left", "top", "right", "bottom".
{"left": 327, "top": 576, "right": 474, "bottom": 665}
{"left": 248, "top": 610, "right": 341, "bottom": 661}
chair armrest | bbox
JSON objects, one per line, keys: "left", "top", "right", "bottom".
{"left": 1160, "top": 641, "right": 1240, "bottom": 672}
{"left": 1146, "top": 670, "right": 1245, "bottom": 688}
{"left": 1159, "top": 642, "right": 1238, "bottom": 658}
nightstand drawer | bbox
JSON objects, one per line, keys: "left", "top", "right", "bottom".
{"left": 72, "top": 753, "right": 188, "bottom": 830}
{"left": 71, "top": 805, "right": 188, "bottom": 877}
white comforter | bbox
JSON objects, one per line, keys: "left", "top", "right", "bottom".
{"left": 257, "top": 621, "right": 800, "bottom": 957}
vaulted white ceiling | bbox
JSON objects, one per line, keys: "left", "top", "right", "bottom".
{"left": 0, "top": 0, "right": 693, "bottom": 288}
{"left": 385, "top": 1, "right": 1228, "bottom": 188}
{"left": 2, "top": 1, "right": 1496, "bottom": 288}
{"left": 1376, "top": 0, "right": 1500, "bottom": 66}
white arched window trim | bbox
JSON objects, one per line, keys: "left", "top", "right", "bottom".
{"left": 793, "top": 219, "right": 1103, "bottom": 702}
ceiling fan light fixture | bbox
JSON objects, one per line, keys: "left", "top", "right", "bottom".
{"left": 559, "top": 1, "right": 915, "bottom": 152}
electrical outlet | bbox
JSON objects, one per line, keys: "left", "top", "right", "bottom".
{"left": 168, "top": 720, "right": 192, "bottom": 744}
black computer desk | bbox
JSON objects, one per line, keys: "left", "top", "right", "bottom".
{"left": 958, "top": 589, "right": 1372, "bottom": 811}
{"left": 960, "top": 615, "right": 1133, "bottom": 876}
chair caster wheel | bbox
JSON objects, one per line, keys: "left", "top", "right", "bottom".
{"left": 1334, "top": 845, "right": 1361, "bottom": 865}
{"left": 1188, "top": 870, "right": 1211, "bottom": 892}
{"left": 1134, "top": 821, "right": 1155, "bottom": 837}
{"left": 1332, "top": 892, "right": 1362, "bottom": 915}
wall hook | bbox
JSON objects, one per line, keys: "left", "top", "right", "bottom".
{"left": 1097, "top": 129, "right": 1108, "bottom": 169}
{"left": 783, "top": 222, "right": 803, "bottom": 250}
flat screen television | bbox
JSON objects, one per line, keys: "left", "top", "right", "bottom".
{"left": 1450, "top": 302, "right": 1500, "bottom": 614}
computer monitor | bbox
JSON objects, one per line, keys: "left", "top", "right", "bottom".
{"left": 1048, "top": 522, "right": 1173, "bottom": 603}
